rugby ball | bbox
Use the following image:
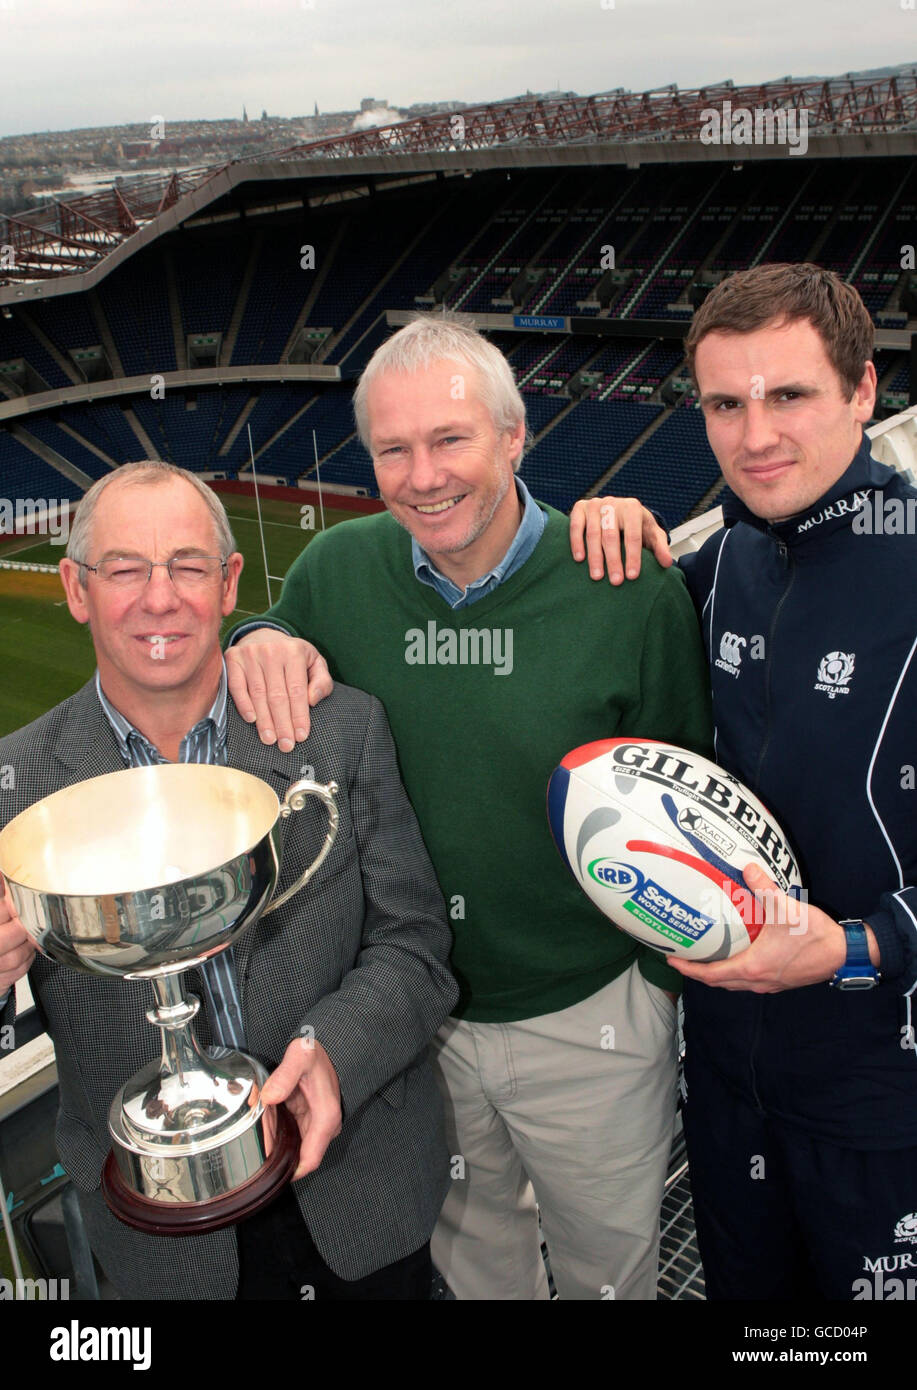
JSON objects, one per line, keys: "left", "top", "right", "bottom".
{"left": 547, "top": 738, "right": 803, "bottom": 961}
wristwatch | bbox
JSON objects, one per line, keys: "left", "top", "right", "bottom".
{"left": 831, "top": 920, "right": 880, "bottom": 991}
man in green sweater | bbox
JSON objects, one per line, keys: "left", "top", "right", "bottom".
{"left": 225, "top": 313, "right": 713, "bottom": 1300}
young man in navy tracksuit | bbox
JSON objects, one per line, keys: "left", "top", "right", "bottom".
{"left": 573, "top": 263, "right": 917, "bottom": 1301}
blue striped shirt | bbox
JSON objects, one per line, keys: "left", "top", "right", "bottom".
{"left": 95, "top": 666, "right": 247, "bottom": 1050}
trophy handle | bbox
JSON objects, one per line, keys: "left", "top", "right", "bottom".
{"left": 263, "top": 779, "right": 340, "bottom": 916}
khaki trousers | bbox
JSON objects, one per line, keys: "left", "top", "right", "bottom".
{"left": 430, "top": 962, "right": 678, "bottom": 1300}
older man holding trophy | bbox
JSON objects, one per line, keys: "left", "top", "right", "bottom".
{"left": 0, "top": 461, "right": 457, "bottom": 1301}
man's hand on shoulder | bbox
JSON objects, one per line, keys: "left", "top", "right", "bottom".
{"left": 225, "top": 629, "right": 333, "bottom": 750}
{"left": 569, "top": 496, "right": 672, "bottom": 585}
{"left": 0, "top": 875, "right": 35, "bottom": 993}
{"left": 669, "top": 863, "right": 875, "bottom": 993}
{"left": 260, "top": 1036, "right": 343, "bottom": 1180}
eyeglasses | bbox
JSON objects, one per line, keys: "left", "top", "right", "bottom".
{"left": 80, "top": 556, "right": 228, "bottom": 590}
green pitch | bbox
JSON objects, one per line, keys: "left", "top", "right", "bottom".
{"left": 0, "top": 493, "right": 360, "bottom": 739}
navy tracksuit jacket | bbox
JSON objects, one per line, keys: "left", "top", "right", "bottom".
{"left": 678, "top": 438, "right": 917, "bottom": 1299}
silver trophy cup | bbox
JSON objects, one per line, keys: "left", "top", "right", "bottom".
{"left": 0, "top": 762, "right": 339, "bottom": 1235}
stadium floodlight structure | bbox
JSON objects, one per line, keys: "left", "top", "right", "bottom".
{"left": 2, "top": 70, "right": 917, "bottom": 286}
{"left": 227, "top": 72, "right": 917, "bottom": 159}
{"left": 0, "top": 167, "right": 218, "bottom": 282}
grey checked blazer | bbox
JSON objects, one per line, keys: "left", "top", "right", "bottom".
{"left": 0, "top": 678, "right": 458, "bottom": 1299}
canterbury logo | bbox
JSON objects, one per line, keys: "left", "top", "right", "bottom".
{"left": 719, "top": 632, "right": 746, "bottom": 666}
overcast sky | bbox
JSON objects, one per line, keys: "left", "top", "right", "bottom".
{"left": 0, "top": 0, "right": 913, "bottom": 137}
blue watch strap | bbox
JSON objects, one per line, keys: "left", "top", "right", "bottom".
{"left": 831, "top": 920, "right": 880, "bottom": 990}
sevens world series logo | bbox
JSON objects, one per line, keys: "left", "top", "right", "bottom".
{"left": 814, "top": 650, "right": 855, "bottom": 699}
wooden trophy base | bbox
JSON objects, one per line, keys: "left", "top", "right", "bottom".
{"left": 101, "top": 1105, "right": 300, "bottom": 1236}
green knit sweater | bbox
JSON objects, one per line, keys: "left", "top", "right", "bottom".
{"left": 229, "top": 506, "right": 714, "bottom": 1021}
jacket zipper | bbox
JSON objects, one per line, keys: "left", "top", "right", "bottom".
{"left": 752, "top": 539, "right": 795, "bottom": 794}
{"left": 748, "top": 536, "right": 794, "bottom": 1112}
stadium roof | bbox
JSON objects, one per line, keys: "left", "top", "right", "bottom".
{"left": 3, "top": 69, "right": 917, "bottom": 291}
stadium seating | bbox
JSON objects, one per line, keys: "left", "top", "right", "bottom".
{"left": 597, "top": 402, "right": 720, "bottom": 528}
{"left": 520, "top": 399, "right": 662, "bottom": 512}
{"left": 220, "top": 386, "right": 314, "bottom": 471}
{"left": 15, "top": 416, "right": 112, "bottom": 481}
{"left": 0, "top": 317, "right": 72, "bottom": 391}
{"left": 58, "top": 402, "right": 147, "bottom": 463}
{"left": 0, "top": 155, "right": 912, "bottom": 531}
{"left": 308, "top": 437, "right": 377, "bottom": 494}
{"left": 0, "top": 430, "right": 83, "bottom": 502}
{"left": 270, "top": 390, "right": 360, "bottom": 482}
{"left": 521, "top": 393, "right": 568, "bottom": 438}
{"left": 174, "top": 237, "right": 250, "bottom": 340}
{"left": 96, "top": 251, "right": 176, "bottom": 377}
{"left": 229, "top": 228, "right": 314, "bottom": 366}
{"left": 29, "top": 295, "right": 101, "bottom": 361}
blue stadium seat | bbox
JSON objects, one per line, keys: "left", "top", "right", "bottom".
{"left": 0, "top": 430, "right": 83, "bottom": 502}
{"left": 520, "top": 399, "right": 662, "bottom": 511}
{"left": 598, "top": 403, "right": 720, "bottom": 529}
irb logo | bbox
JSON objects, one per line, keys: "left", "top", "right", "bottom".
{"left": 587, "top": 860, "right": 637, "bottom": 890}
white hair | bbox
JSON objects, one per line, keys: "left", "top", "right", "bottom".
{"left": 66, "top": 462, "right": 236, "bottom": 577}
{"left": 352, "top": 311, "right": 529, "bottom": 467}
